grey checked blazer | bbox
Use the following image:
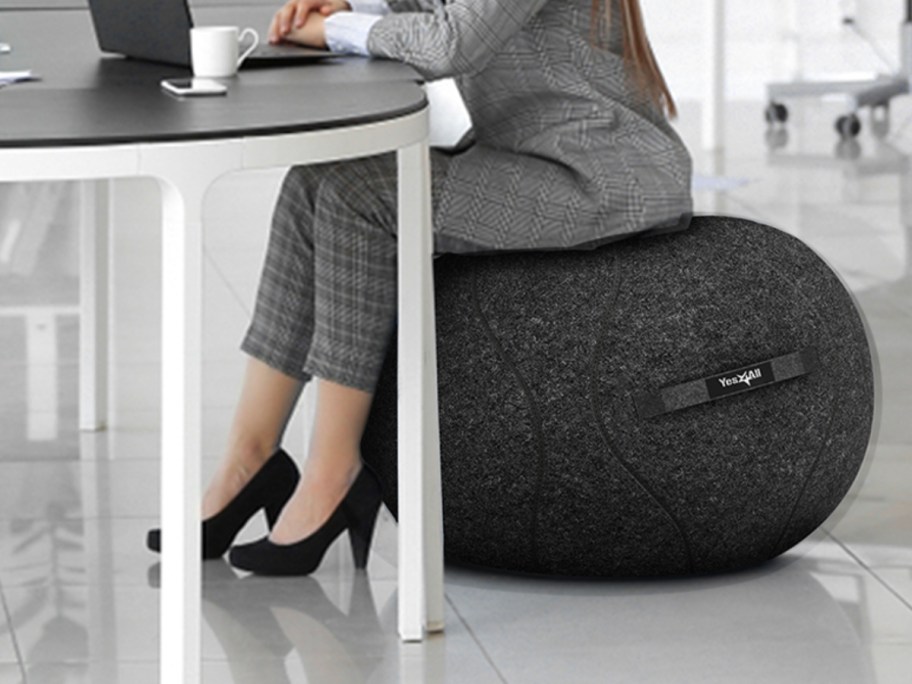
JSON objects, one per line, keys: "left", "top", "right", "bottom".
{"left": 368, "top": 0, "right": 693, "bottom": 251}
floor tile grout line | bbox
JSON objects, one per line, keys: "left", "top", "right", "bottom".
{"left": 825, "top": 530, "right": 912, "bottom": 612}
{"left": 445, "top": 592, "right": 510, "bottom": 684}
{"left": 0, "top": 579, "right": 28, "bottom": 683}
{"left": 203, "top": 246, "right": 254, "bottom": 319}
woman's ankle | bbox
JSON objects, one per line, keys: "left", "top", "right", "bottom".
{"left": 225, "top": 435, "right": 277, "bottom": 472}
{"left": 302, "top": 447, "right": 361, "bottom": 486}
{"left": 202, "top": 440, "right": 279, "bottom": 519}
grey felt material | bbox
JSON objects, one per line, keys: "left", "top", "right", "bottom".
{"left": 361, "top": 216, "right": 875, "bottom": 577}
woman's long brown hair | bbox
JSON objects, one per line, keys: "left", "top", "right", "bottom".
{"left": 592, "top": 0, "right": 678, "bottom": 119}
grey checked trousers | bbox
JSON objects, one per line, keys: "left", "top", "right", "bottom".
{"left": 241, "top": 152, "right": 465, "bottom": 392}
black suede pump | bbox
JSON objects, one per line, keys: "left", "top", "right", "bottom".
{"left": 228, "top": 462, "right": 382, "bottom": 576}
{"left": 146, "top": 448, "right": 300, "bottom": 560}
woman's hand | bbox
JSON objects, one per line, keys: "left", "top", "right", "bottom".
{"left": 282, "top": 12, "right": 328, "bottom": 49}
{"left": 269, "top": 0, "right": 351, "bottom": 44}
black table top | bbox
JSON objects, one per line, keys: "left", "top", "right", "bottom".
{"left": 0, "top": 8, "right": 426, "bottom": 147}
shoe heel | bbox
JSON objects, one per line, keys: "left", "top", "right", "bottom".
{"left": 348, "top": 502, "right": 381, "bottom": 569}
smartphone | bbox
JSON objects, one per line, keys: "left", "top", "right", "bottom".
{"left": 160, "top": 78, "right": 227, "bottom": 97}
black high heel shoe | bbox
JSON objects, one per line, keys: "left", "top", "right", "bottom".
{"left": 228, "top": 462, "right": 382, "bottom": 576}
{"left": 146, "top": 448, "right": 300, "bottom": 560}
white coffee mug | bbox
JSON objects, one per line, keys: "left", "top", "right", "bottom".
{"left": 190, "top": 26, "right": 259, "bottom": 78}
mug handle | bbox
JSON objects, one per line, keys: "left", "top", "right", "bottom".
{"left": 237, "top": 28, "right": 259, "bottom": 67}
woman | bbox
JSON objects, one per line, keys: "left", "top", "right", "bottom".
{"left": 148, "top": 0, "right": 693, "bottom": 575}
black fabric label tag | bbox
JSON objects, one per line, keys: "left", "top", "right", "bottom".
{"left": 705, "top": 361, "right": 775, "bottom": 399}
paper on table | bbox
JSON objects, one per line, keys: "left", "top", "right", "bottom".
{"left": 0, "top": 70, "right": 38, "bottom": 86}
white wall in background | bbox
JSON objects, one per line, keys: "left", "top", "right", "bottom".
{"left": 642, "top": 0, "right": 905, "bottom": 101}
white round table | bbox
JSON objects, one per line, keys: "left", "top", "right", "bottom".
{"left": 0, "top": 9, "right": 445, "bottom": 682}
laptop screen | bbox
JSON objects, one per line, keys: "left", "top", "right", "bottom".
{"left": 87, "top": 0, "right": 194, "bottom": 67}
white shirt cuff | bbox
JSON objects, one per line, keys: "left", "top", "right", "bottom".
{"left": 324, "top": 13, "right": 382, "bottom": 56}
{"left": 346, "top": 0, "right": 391, "bottom": 15}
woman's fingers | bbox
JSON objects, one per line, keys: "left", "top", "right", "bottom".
{"left": 269, "top": 5, "right": 294, "bottom": 43}
{"left": 291, "top": 2, "right": 310, "bottom": 29}
{"left": 269, "top": 1, "right": 322, "bottom": 43}
{"left": 283, "top": 2, "right": 308, "bottom": 33}
{"left": 268, "top": 0, "right": 348, "bottom": 43}
{"left": 293, "top": 1, "right": 329, "bottom": 29}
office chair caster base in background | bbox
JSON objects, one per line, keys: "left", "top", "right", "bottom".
{"left": 836, "top": 113, "right": 862, "bottom": 140}
{"left": 764, "top": 101, "right": 789, "bottom": 126}
{"left": 765, "top": 4, "right": 912, "bottom": 147}
{"left": 834, "top": 103, "right": 890, "bottom": 142}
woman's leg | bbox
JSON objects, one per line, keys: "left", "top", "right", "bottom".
{"left": 201, "top": 152, "right": 401, "bottom": 522}
{"left": 212, "top": 151, "right": 456, "bottom": 549}
{"left": 201, "top": 357, "right": 303, "bottom": 518}
{"left": 267, "top": 156, "right": 400, "bottom": 542}
{"left": 268, "top": 152, "right": 454, "bottom": 544}
{"left": 269, "top": 378, "right": 371, "bottom": 543}
{"left": 202, "top": 165, "right": 324, "bottom": 518}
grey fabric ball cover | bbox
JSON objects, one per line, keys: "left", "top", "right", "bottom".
{"left": 361, "top": 216, "right": 874, "bottom": 577}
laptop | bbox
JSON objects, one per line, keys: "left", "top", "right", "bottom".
{"left": 87, "top": 0, "right": 335, "bottom": 68}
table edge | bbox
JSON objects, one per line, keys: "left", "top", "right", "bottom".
{"left": 0, "top": 95, "right": 427, "bottom": 149}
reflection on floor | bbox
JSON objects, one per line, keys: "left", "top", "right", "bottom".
{"left": 1, "top": 95, "right": 911, "bottom": 683}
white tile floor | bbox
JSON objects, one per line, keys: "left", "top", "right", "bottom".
{"left": 2, "top": 92, "right": 912, "bottom": 682}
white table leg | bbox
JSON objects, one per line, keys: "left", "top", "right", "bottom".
{"left": 703, "top": 0, "right": 725, "bottom": 151}
{"left": 397, "top": 140, "right": 445, "bottom": 641}
{"left": 143, "top": 140, "right": 240, "bottom": 684}
{"left": 79, "top": 180, "right": 109, "bottom": 431}
{"left": 157, "top": 176, "right": 204, "bottom": 684}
